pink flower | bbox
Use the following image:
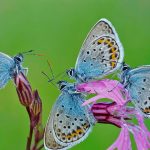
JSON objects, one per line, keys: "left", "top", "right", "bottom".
{"left": 77, "top": 79, "right": 150, "bottom": 150}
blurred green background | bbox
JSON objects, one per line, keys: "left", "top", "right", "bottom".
{"left": 0, "top": 0, "right": 150, "bottom": 149}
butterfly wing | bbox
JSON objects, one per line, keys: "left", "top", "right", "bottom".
{"left": 75, "top": 18, "right": 124, "bottom": 80}
{"left": 44, "top": 112, "right": 67, "bottom": 150}
{"left": 0, "top": 52, "right": 14, "bottom": 88}
{"left": 81, "top": 18, "right": 120, "bottom": 49}
{"left": 125, "top": 66, "right": 150, "bottom": 117}
{"left": 75, "top": 35, "right": 124, "bottom": 80}
{"left": 48, "top": 92, "right": 95, "bottom": 149}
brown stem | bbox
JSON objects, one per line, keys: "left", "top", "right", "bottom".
{"left": 26, "top": 107, "right": 34, "bottom": 150}
{"left": 36, "top": 144, "right": 44, "bottom": 150}
{"left": 31, "top": 140, "right": 38, "bottom": 150}
{"left": 32, "top": 145, "right": 36, "bottom": 150}
{"left": 26, "top": 125, "right": 34, "bottom": 150}
{"left": 32, "top": 129, "right": 44, "bottom": 150}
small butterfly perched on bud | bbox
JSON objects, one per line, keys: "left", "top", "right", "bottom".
{"left": 0, "top": 50, "right": 41, "bottom": 89}
{"left": 0, "top": 52, "right": 28, "bottom": 88}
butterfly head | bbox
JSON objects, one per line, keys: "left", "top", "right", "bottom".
{"left": 66, "top": 68, "right": 76, "bottom": 79}
{"left": 57, "top": 80, "right": 68, "bottom": 91}
{"left": 14, "top": 53, "right": 24, "bottom": 64}
{"left": 119, "top": 62, "right": 131, "bottom": 85}
{"left": 57, "top": 80, "right": 77, "bottom": 94}
{"left": 121, "top": 62, "right": 130, "bottom": 71}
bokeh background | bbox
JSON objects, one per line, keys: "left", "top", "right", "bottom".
{"left": 0, "top": 0, "right": 150, "bottom": 149}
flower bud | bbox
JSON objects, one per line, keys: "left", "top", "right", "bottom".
{"left": 14, "top": 73, "right": 33, "bottom": 106}
{"left": 29, "top": 90, "right": 42, "bottom": 127}
{"left": 30, "top": 90, "right": 42, "bottom": 117}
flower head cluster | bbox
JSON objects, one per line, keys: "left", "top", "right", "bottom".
{"left": 77, "top": 79, "right": 150, "bottom": 150}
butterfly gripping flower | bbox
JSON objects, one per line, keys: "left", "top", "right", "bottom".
{"left": 77, "top": 79, "right": 150, "bottom": 150}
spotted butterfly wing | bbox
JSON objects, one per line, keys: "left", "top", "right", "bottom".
{"left": 44, "top": 91, "right": 95, "bottom": 149}
{"left": 44, "top": 112, "right": 67, "bottom": 150}
{"left": 81, "top": 18, "right": 120, "bottom": 49}
{"left": 124, "top": 65, "right": 150, "bottom": 117}
{"left": 0, "top": 52, "right": 15, "bottom": 88}
{"left": 75, "top": 18, "right": 124, "bottom": 80}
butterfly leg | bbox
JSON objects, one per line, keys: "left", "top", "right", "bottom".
{"left": 22, "top": 68, "right": 28, "bottom": 75}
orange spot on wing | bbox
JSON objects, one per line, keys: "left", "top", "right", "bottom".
{"left": 111, "top": 47, "right": 117, "bottom": 52}
{"left": 111, "top": 53, "right": 116, "bottom": 60}
{"left": 143, "top": 108, "right": 150, "bottom": 113}
{"left": 76, "top": 129, "right": 83, "bottom": 134}
{"left": 97, "top": 39, "right": 105, "bottom": 44}
{"left": 105, "top": 39, "right": 111, "bottom": 44}
{"left": 111, "top": 62, "right": 116, "bottom": 68}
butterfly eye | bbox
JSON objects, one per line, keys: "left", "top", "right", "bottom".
{"left": 14, "top": 54, "right": 23, "bottom": 63}
{"left": 122, "top": 66, "right": 128, "bottom": 71}
{"left": 66, "top": 69, "right": 75, "bottom": 77}
{"left": 16, "top": 57, "right": 21, "bottom": 62}
{"left": 60, "top": 84, "right": 66, "bottom": 90}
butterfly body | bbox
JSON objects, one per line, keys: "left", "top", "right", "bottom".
{"left": 0, "top": 52, "right": 27, "bottom": 88}
{"left": 44, "top": 81, "right": 95, "bottom": 150}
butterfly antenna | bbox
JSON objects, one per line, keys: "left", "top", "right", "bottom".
{"left": 22, "top": 50, "right": 35, "bottom": 54}
{"left": 42, "top": 60, "right": 55, "bottom": 82}
{"left": 42, "top": 60, "right": 67, "bottom": 88}
{"left": 22, "top": 50, "right": 44, "bottom": 56}
{"left": 41, "top": 71, "right": 54, "bottom": 82}
{"left": 47, "top": 59, "right": 67, "bottom": 81}
{"left": 41, "top": 71, "right": 57, "bottom": 88}
{"left": 47, "top": 60, "right": 55, "bottom": 81}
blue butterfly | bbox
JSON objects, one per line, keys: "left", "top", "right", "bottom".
{"left": 120, "top": 63, "right": 150, "bottom": 118}
{"left": 0, "top": 52, "right": 27, "bottom": 88}
{"left": 67, "top": 18, "right": 124, "bottom": 82}
{"left": 44, "top": 18, "right": 123, "bottom": 149}
{"left": 44, "top": 81, "right": 95, "bottom": 150}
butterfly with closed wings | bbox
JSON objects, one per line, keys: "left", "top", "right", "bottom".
{"left": 0, "top": 52, "right": 28, "bottom": 89}
{"left": 120, "top": 63, "right": 150, "bottom": 118}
